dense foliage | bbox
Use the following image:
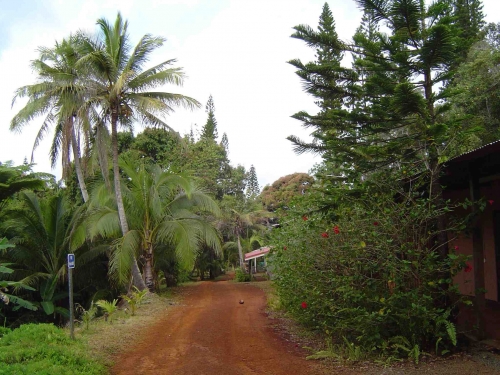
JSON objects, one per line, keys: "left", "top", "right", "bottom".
{"left": 268, "top": 0, "right": 498, "bottom": 361}
{"left": 270, "top": 176, "right": 470, "bottom": 358}
{"left": 260, "top": 173, "right": 313, "bottom": 211}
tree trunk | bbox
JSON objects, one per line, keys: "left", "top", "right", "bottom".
{"left": 237, "top": 235, "right": 244, "bottom": 270}
{"left": 424, "top": 66, "right": 448, "bottom": 261}
{"left": 70, "top": 120, "right": 89, "bottom": 203}
{"left": 143, "top": 242, "right": 155, "bottom": 292}
{"left": 429, "top": 161, "right": 449, "bottom": 261}
{"left": 111, "top": 111, "right": 147, "bottom": 291}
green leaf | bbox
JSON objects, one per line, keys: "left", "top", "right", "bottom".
{"left": 41, "top": 301, "right": 55, "bottom": 315}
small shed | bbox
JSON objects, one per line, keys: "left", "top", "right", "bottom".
{"left": 441, "top": 140, "right": 500, "bottom": 340}
{"left": 244, "top": 247, "right": 270, "bottom": 274}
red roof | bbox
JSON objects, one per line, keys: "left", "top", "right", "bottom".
{"left": 244, "top": 247, "right": 270, "bottom": 261}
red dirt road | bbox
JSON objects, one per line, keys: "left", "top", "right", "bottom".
{"left": 111, "top": 281, "right": 321, "bottom": 375}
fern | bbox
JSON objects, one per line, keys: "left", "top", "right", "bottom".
{"left": 408, "top": 344, "right": 420, "bottom": 364}
{"left": 444, "top": 321, "right": 457, "bottom": 346}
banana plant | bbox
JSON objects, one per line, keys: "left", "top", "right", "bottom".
{"left": 36, "top": 276, "right": 69, "bottom": 317}
{"left": 0, "top": 263, "right": 37, "bottom": 312}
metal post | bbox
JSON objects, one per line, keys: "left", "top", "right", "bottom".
{"left": 68, "top": 265, "right": 75, "bottom": 340}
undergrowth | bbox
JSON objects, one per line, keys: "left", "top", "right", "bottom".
{"left": 0, "top": 323, "right": 105, "bottom": 375}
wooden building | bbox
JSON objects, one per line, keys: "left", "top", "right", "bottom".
{"left": 441, "top": 141, "right": 500, "bottom": 340}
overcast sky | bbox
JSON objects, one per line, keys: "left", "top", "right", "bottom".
{"left": 1, "top": 0, "right": 499, "bottom": 188}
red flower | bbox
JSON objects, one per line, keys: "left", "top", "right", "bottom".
{"left": 373, "top": 221, "right": 379, "bottom": 226}
{"left": 454, "top": 245, "right": 459, "bottom": 251}
{"left": 302, "top": 215, "right": 308, "bottom": 221}
{"left": 489, "top": 200, "right": 495, "bottom": 205}
{"left": 333, "top": 226, "right": 340, "bottom": 234}
{"left": 464, "top": 263, "right": 473, "bottom": 273}
{"left": 283, "top": 246, "right": 287, "bottom": 250}
{"left": 301, "top": 301, "right": 308, "bottom": 309}
{"left": 321, "top": 232, "right": 329, "bottom": 238}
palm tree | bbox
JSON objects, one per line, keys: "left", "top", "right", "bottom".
{"left": 77, "top": 13, "right": 200, "bottom": 289}
{"left": 11, "top": 38, "right": 91, "bottom": 202}
{"left": 0, "top": 162, "right": 46, "bottom": 210}
{"left": 86, "top": 158, "right": 221, "bottom": 291}
{"left": 218, "top": 206, "right": 270, "bottom": 270}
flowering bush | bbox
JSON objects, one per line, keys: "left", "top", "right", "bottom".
{"left": 269, "top": 182, "right": 469, "bottom": 358}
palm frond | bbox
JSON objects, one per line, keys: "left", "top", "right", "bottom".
{"left": 109, "top": 230, "right": 141, "bottom": 285}
{"left": 124, "top": 34, "right": 165, "bottom": 75}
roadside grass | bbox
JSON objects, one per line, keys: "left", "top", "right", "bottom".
{"left": 77, "top": 287, "right": 184, "bottom": 367}
{"left": 0, "top": 286, "right": 186, "bottom": 375}
{"left": 0, "top": 323, "right": 105, "bottom": 375}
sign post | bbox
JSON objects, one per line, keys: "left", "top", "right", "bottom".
{"left": 67, "top": 254, "right": 75, "bottom": 340}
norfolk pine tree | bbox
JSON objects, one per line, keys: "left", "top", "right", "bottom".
{"left": 289, "top": 0, "right": 485, "bottom": 259}
{"left": 200, "top": 95, "right": 218, "bottom": 140}
{"left": 246, "top": 165, "right": 260, "bottom": 200}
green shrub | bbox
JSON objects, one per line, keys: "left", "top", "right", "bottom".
{"left": 0, "top": 323, "right": 105, "bottom": 374}
{"left": 269, "top": 181, "right": 467, "bottom": 360}
{"left": 0, "top": 326, "right": 11, "bottom": 338}
{"left": 234, "top": 268, "right": 250, "bottom": 282}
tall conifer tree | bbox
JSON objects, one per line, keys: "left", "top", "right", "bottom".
{"left": 200, "top": 95, "right": 218, "bottom": 140}
{"left": 220, "top": 132, "right": 229, "bottom": 154}
{"left": 289, "top": 0, "right": 485, "bottom": 258}
{"left": 246, "top": 165, "right": 260, "bottom": 200}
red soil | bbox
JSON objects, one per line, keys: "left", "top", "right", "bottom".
{"left": 110, "top": 280, "right": 322, "bottom": 375}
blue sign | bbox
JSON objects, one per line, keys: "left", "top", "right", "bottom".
{"left": 67, "top": 254, "right": 75, "bottom": 269}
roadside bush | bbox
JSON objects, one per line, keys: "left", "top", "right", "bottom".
{"left": 0, "top": 326, "right": 11, "bottom": 338}
{"left": 0, "top": 323, "right": 105, "bottom": 374}
{"left": 269, "top": 182, "right": 468, "bottom": 360}
{"left": 234, "top": 268, "right": 250, "bottom": 282}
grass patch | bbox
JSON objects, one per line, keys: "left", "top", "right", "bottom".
{"left": 0, "top": 286, "right": 186, "bottom": 375}
{"left": 77, "top": 287, "right": 184, "bottom": 367}
{"left": 0, "top": 323, "right": 105, "bottom": 375}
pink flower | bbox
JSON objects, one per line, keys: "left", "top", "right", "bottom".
{"left": 464, "top": 263, "right": 473, "bottom": 273}
{"left": 321, "top": 232, "right": 329, "bottom": 238}
{"left": 301, "top": 301, "right": 308, "bottom": 309}
{"left": 489, "top": 200, "right": 494, "bottom": 205}
{"left": 302, "top": 215, "right": 308, "bottom": 221}
{"left": 333, "top": 226, "right": 340, "bottom": 234}
{"left": 454, "top": 245, "right": 459, "bottom": 251}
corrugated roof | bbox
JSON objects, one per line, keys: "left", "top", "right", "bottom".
{"left": 445, "top": 140, "right": 500, "bottom": 165}
{"left": 244, "top": 247, "right": 270, "bottom": 261}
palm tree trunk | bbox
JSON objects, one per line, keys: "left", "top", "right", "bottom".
{"left": 237, "top": 235, "right": 244, "bottom": 270}
{"left": 111, "top": 111, "right": 147, "bottom": 291}
{"left": 143, "top": 242, "right": 155, "bottom": 292}
{"left": 70, "top": 121, "right": 89, "bottom": 203}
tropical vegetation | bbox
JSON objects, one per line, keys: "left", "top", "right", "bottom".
{"left": 2, "top": 0, "right": 500, "bottom": 370}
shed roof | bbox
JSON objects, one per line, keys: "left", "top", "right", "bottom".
{"left": 244, "top": 247, "right": 270, "bottom": 261}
